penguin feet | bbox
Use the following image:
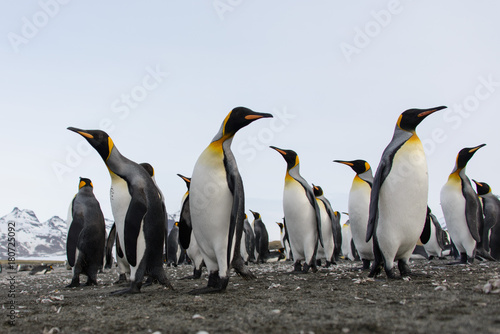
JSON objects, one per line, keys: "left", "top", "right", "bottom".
{"left": 85, "top": 278, "right": 98, "bottom": 286}
{"left": 291, "top": 261, "right": 302, "bottom": 274}
{"left": 362, "top": 260, "right": 371, "bottom": 270}
{"left": 110, "top": 282, "right": 142, "bottom": 295}
{"left": 114, "top": 273, "right": 129, "bottom": 285}
{"left": 188, "top": 273, "right": 228, "bottom": 295}
{"left": 368, "top": 263, "right": 382, "bottom": 278}
{"left": 66, "top": 278, "right": 80, "bottom": 288}
{"left": 397, "top": 260, "right": 411, "bottom": 278}
{"left": 232, "top": 256, "right": 256, "bottom": 280}
{"left": 447, "top": 253, "right": 471, "bottom": 265}
{"left": 142, "top": 276, "right": 158, "bottom": 287}
{"left": 384, "top": 266, "right": 397, "bottom": 279}
{"left": 181, "top": 269, "right": 203, "bottom": 280}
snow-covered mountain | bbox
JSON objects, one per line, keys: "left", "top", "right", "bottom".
{"left": 0, "top": 207, "right": 174, "bottom": 259}
{"left": 0, "top": 208, "right": 116, "bottom": 259}
{"left": 0, "top": 207, "right": 67, "bottom": 258}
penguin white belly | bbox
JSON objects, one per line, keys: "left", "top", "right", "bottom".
{"left": 377, "top": 139, "right": 428, "bottom": 261}
{"left": 348, "top": 182, "right": 373, "bottom": 260}
{"left": 187, "top": 231, "right": 204, "bottom": 268}
{"left": 440, "top": 180, "right": 475, "bottom": 255}
{"left": 423, "top": 223, "right": 441, "bottom": 257}
{"left": 240, "top": 230, "right": 249, "bottom": 261}
{"left": 317, "top": 200, "right": 334, "bottom": 261}
{"left": 341, "top": 225, "right": 354, "bottom": 261}
{"left": 190, "top": 149, "right": 233, "bottom": 274}
{"left": 110, "top": 174, "right": 132, "bottom": 262}
{"left": 283, "top": 179, "right": 317, "bottom": 262}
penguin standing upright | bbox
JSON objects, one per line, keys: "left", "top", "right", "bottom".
{"left": 177, "top": 174, "right": 205, "bottom": 280}
{"left": 440, "top": 144, "right": 485, "bottom": 264}
{"left": 276, "top": 220, "right": 292, "bottom": 260}
{"left": 366, "top": 106, "right": 446, "bottom": 278}
{"left": 241, "top": 214, "right": 256, "bottom": 263}
{"left": 270, "top": 146, "right": 323, "bottom": 273}
{"left": 66, "top": 178, "right": 106, "bottom": 287}
{"left": 167, "top": 222, "right": 184, "bottom": 266}
{"left": 423, "top": 207, "right": 449, "bottom": 259}
{"left": 67, "top": 128, "right": 172, "bottom": 294}
{"left": 473, "top": 180, "right": 500, "bottom": 260}
{"left": 334, "top": 160, "right": 374, "bottom": 269}
{"left": 312, "top": 185, "right": 336, "bottom": 266}
{"left": 250, "top": 210, "right": 270, "bottom": 263}
{"left": 189, "top": 107, "right": 272, "bottom": 294}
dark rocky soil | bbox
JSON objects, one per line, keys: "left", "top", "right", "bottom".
{"left": 2, "top": 259, "right": 500, "bottom": 334}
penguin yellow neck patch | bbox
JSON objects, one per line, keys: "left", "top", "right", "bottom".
{"left": 107, "top": 137, "right": 114, "bottom": 161}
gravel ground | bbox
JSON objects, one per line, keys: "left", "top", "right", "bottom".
{"left": 2, "top": 258, "right": 500, "bottom": 334}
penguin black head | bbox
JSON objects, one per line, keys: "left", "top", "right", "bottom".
{"left": 221, "top": 107, "right": 273, "bottom": 138}
{"left": 397, "top": 106, "right": 447, "bottom": 132}
{"left": 67, "top": 127, "right": 114, "bottom": 161}
{"left": 177, "top": 174, "right": 191, "bottom": 189}
{"left": 78, "top": 177, "right": 93, "bottom": 190}
{"left": 455, "top": 144, "right": 486, "bottom": 170}
{"left": 472, "top": 180, "right": 491, "bottom": 196}
{"left": 249, "top": 210, "right": 261, "bottom": 220}
{"left": 270, "top": 146, "right": 299, "bottom": 171}
{"left": 276, "top": 222, "right": 284, "bottom": 231}
{"left": 140, "top": 163, "right": 155, "bottom": 177}
{"left": 334, "top": 159, "right": 370, "bottom": 175}
{"left": 312, "top": 184, "right": 323, "bottom": 197}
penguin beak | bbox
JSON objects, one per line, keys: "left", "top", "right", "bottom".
{"left": 177, "top": 174, "right": 191, "bottom": 184}
{"left": 67, "top": 127, "right": 94, "bottom": 139}
{"left": 245, "top": 112, "right": 273, "bottom": 120}
{"left": 333, "top": 160, "right": 353, "bottom": 166}
{"left": 469, "top": 143, "right": 486, "bottom": 153}
{"left": 270, "top": 146, "right": 287, "bottom": 156}
{"left": 417, "top": 106, "right": 447, "bottom": 118}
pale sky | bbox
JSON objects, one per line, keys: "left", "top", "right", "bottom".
{"left": 1, "top": 1, "right": 500, "bottom": 242}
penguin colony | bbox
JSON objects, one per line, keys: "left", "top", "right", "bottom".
{"left": 65, "top": 105, "right": 499, "bottom": 294}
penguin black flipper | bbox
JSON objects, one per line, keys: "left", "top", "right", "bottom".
{"left": 420, "top": 207, "right": 432, "bottom": 244}
{"left": 67, "top": 211, "right": 84, "bottom": 267}
{"left": 297, "top": 177, "right": 323, "bottom": 247}
{"left": 178, "top": 195, "right": 192, "bottom": 249}
{"left": 366, "top": 136, "right": 409, "bottom": 242}
{"left": 461, "top": 175, "right": 482, "bottom": 242}
{"left": 124, "top": 191, "right": 148, "bottom": 267}
{"left": 105, "top": 223, "right": 117, "bottom": 268}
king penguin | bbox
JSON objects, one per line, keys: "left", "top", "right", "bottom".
{"left": 66, "top": 178, "right": 106, "bottom": 287}
{"left": 334, "top": 159, "right": 374, "bottom": 269}
{"left": 366, "top": 106, "right": 446, "bottom": 278}
{"left": 423, "top": 206, "right": 449, "bottom": 259}
{"left": 312, "top": 185, "right": 336, "bottom": 266}
{"left": 473, "top": 180, "right": 500, "bottom": 260}
{"left": 250, "top": 210, "right": 270, "bottom": 263}
{"left": 177, "top": 174, "right": 205, "bottom": 280}
{"left": 270, "top": 146, "right": 323, "bottom": 273}
{"left": 440, "top": 144, "right": 485, "bottom": 264}
{"left": 67, "top": 127, "right": 173, "bottom": 294}
{"left": 276, "top": 220, "right": 292, "bottom": 261}
{"left": 189, "top": 107, "right": 272, "bottom": 294}
{"left": 241, "top": 214, "right": 256, "bottom": 263}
